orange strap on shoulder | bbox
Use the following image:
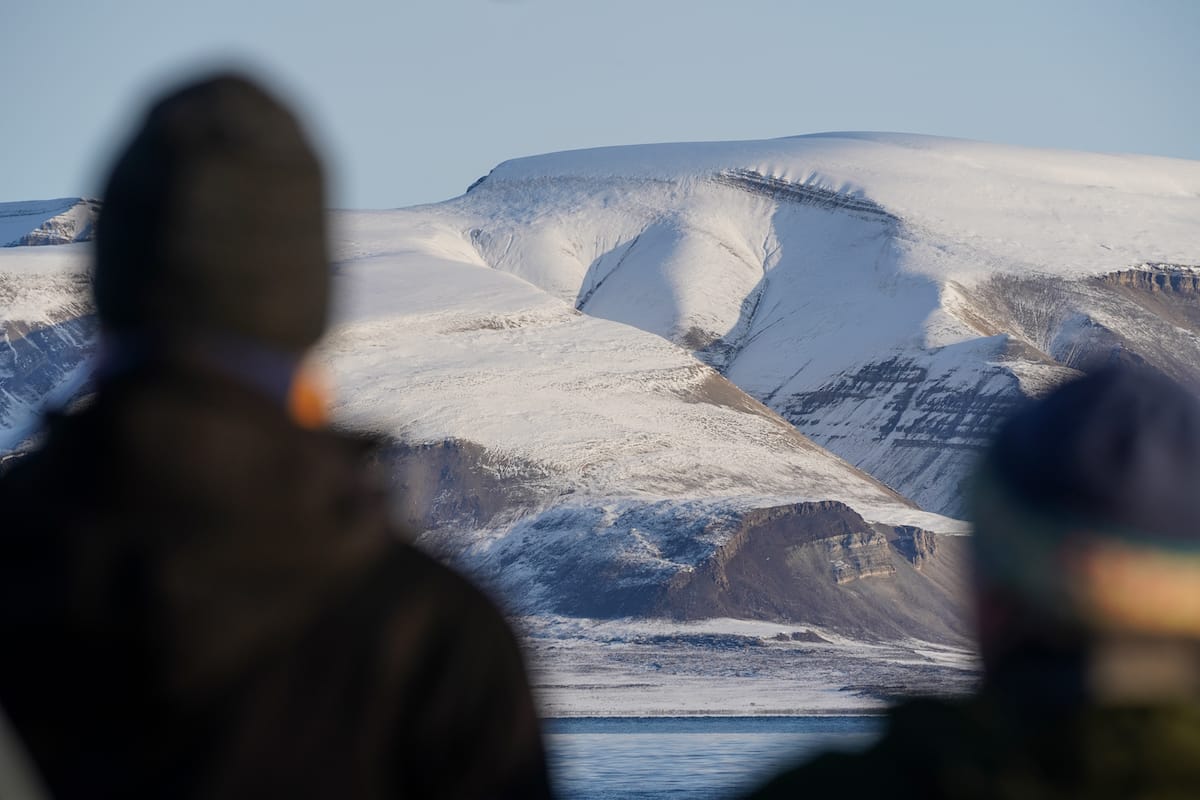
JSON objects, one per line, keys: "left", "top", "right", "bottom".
{"left": 287, "top": 361, "right": 330, "bottom": 429}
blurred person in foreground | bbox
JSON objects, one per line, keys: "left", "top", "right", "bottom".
{"left": 746, "top": 366, "right": 1200, "bottom": 799}
{"left": 0, "top": 73, "right": 552, "bottom": 799}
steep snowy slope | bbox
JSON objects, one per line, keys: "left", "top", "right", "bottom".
{"left": 0, "top": 198, "right": 100, "bottom": 247}
{"left": 0, "top": 201, "right": 99, "bottom": 449}
{"left": 325, "top": 211, "right": 968, "bottom": 641}
{"left": 402, "top": 133, "right": 1200, "bottom": 514}
{"left": 0, "top": 245, "right": 95, "bottom": 453}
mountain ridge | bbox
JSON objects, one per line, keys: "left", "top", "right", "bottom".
{"left": 428, "top": 132, "right": 1200, "bottom": 515}
{"left": 0, "top": 198, "right": 99, "bottom": 247}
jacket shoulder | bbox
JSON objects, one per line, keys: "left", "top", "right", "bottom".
{"left": 743, "top": 700, "right": 970, "bottom": 800}
{"left": 353, "top": 539, "right": 551, "bottom": 797}
{"left": 744, "top": 743, "right": 907, "bottom": 799}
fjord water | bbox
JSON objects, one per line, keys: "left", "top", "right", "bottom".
{"left": 545, "top": 716, "right": 881, "bottom": 799}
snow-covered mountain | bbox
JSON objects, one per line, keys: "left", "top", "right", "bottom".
{"left": 393, "top": 133, "right": 1200, "bottom": 516}
{"left": 323, "top": 132, "right": 1198, "bottom": 646}
{"left": 323, "top": 217, "right": 966, "bottom": 644}
{"left": 4, "top": 133, "right": 1199, "bottom": 709}
{"left": 0, "top": 198, "right": 99, "bottom": 247}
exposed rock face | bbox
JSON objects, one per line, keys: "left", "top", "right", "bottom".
{"left": 740, "top": 264, "right": 1200, "bottom": 522}
{"left": 1102, "top": 264, "right": 1200, "bottom": 296}
{"left": 658, "top": 501, "right": 971, "bottom": 644}
{"left": 1093, "top": 265, "right": 1200, "bottom": 343}
{"left": 773, "top": 344, "right": 1028, "bottom": 518}
{"left": 890, "top": 525, "right": 938, "bottom": 569}
{"left": 772, "top": 265, "right": 1196, "bottom": 518}
{"left": 960, "top": 269, "right": 1200, "bottom": 386}
{"left": 823, "top": 529, "right": 896, "bottom": 584}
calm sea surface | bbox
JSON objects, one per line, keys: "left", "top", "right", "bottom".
{"left": 545, "top": 716, "right": 882, "bottom": 800}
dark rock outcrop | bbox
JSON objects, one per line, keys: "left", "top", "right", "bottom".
{"left": 1101, "top": 264, "right": 1200, "bottom": 296}
{"left": 889, "top": 525, "right": 938, "bottom": 569}
{"left": 712, "top": 170, "right": 899, "bottom": 224}
{"left": 657, "top": 500, "right": 970, "bottom": 644}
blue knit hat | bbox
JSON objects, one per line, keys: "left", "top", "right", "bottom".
{"left": 970, "top": 367, "right": 1200, "bottom": 638}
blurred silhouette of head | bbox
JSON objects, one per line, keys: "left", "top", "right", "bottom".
{"left": 970, "top": 367, "right": 1200, "bottom": 702}
{"left": 94, "top": 72, "right": 330, "bottom": 354}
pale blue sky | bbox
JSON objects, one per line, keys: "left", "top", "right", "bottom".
{"left": 3, "top": 0, "right": 1197, "bottom": 209}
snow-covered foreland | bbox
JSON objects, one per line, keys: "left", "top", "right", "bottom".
{"left": 4, "top": 133, "right": 1199, "bottom": 712}
{"left": 520, "top": 616, "right": 976, "bottom": 716}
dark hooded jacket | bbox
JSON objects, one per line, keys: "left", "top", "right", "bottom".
{"left": 0, "top": 358, "right": 553, "bottom": 799}
{"left": 745, "top": 367, "right": 1200, "bottom": 799}
{"left": 744, "top": 695, "right": 1200, "bottom": 800}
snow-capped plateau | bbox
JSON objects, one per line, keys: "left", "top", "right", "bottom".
{"left": 4, "top": 132, "right": 1199, "bottom": 710}
{"left": 397, "top": 132, "right": 1200, "bottom": 515}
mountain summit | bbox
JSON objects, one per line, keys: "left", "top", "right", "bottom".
{"left": 412, "top": 132, "right": 1200, "bottom": 516}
